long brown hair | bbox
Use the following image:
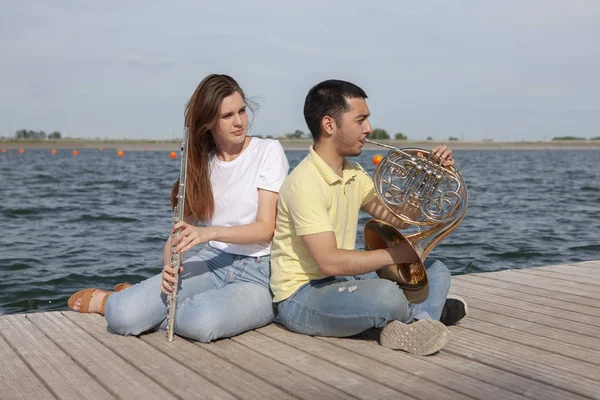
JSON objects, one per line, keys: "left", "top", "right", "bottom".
{"left": 170, "top": 74, "right": 252, "bottom": 222}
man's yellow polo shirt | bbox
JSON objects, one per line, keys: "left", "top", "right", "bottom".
{"left": 270, "top": 147, "right": 377, "bottom": 302}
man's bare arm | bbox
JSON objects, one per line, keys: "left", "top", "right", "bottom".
{"left": 362, "top": 197, "right": 414, "bottom": 229}
{"left": 301, "top": 231, "right": 417, "bottom": 276}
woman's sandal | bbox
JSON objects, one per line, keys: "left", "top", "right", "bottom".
{"left": 113, "top": 283, "right": 133, "bottom": 292}
{"left": 67, "top": 288, "right": 111, "bottom": 315}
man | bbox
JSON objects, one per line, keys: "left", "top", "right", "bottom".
{"left": 270, "top": 79, "right": 467, "bottom": 356}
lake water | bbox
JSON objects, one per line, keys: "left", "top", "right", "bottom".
{"left": 1, "top": 146, "right": 599, "bottom": 315}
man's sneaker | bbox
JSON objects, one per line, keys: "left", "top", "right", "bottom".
{"left": 380, "top": 319, "right": 450, "bottom": 356}
{"left": 440, "top": 295, "right": 468, "bottom": 326}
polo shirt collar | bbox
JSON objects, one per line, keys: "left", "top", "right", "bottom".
{"left": 307, "top": 146, "right": 358, "bottom": 185}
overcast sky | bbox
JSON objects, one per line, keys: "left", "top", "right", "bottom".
{"left": 1, "top": 0, "right": 599, "bottom": 141}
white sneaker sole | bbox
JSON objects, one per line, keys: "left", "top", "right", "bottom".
{"left": 380, "top": 320, "right": 451, "bottom": 356}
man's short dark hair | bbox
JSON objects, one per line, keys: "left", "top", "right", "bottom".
{"left": 303, "top": 80, "right": 368, "bottom": 141}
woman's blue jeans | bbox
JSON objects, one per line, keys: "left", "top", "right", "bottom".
{"left": 274, "top": 259, "right": 451, "bottom": 337}
{"left": 104, "top": 246, "right": 274, "bottom": 342}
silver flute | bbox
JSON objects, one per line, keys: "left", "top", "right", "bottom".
{"left": 166, "top": 127, "right": 190, "bottom": 341}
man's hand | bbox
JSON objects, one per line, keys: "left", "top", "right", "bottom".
{"left": 387, "top": 240, "right": 419, "bottom": 265}
{"left": 417, "top": 145, "right": 456, "bottom": 167}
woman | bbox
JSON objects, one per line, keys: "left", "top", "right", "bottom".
{"left": 68, "top": 74, "right": 289, "bottom": 342}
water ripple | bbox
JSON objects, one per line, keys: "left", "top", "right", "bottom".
{"left": 1, "top": 148, "right": 599, "bottom": 315}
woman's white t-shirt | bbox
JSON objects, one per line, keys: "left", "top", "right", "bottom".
{"left": 206, "top": 137, "right": 289, "bottom": 257}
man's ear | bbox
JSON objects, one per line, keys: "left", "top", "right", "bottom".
{"left": 321, "top": 116, "right": 336, "bottom": 137}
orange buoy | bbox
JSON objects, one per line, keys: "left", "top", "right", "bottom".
{"left": 51, "top": 149, "right": 57, "bottom": 155}
{"left": 169, "top": 151, "right": 177, "bottom": 159}
{"left": 99, "top": 147, "right": 104, "bottom": 151}
{"left": 372, "top": 154, "right": 383, "bottom": 165}
{"left": 72, "top": 150, "right": 79, "bottom": 156}
{"left": 117, "top": 150, "right": 125, "bottom": 157}
{"left": 18, "top": 148, "right": 24, "bottom": 154}
{"left": 1, "top": 148, "right": 6, "bottom": 153}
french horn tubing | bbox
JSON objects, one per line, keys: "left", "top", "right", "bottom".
{"left": 363, "top": 139, "right": 468, "bottom": 303}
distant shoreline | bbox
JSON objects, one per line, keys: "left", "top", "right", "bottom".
{"left": 2, "top": 138, "right": 600, "bottom": 151}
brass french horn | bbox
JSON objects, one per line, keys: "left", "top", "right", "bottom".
{"left": 363, "top": 139, "right": 468, "bottom": 303}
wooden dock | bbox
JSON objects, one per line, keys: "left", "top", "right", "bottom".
{"left": 2, "top": 260, "right": 599, "bottom": 400}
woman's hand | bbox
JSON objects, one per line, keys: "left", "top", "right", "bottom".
{"left": 161, "top": 263, "right": 182, "bottom": 294}
{"left": 417, "top": 145, "right": 456, "bottom": 167}
{"left": 171, "top": 221, "right": 216, "bottom": 255}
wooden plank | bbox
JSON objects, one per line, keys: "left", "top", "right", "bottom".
{"left": 446, "top": 327, "right": 600, "bottom": 399}
{"left": 0, "top": 314, "right": 114, "bottom": 400}
{"left": 527, "top": 261, "right": 600, "bottom": 271}
{"left": 4, "top": 262, "right": 600, "bottom": 400}
{"left": 257, "top": 324, "right": 469, "bottom": 400}
{"left": 458, "top": 304, "right": 600, "bottom": 351}
{"left": 26, "top": 312, "right": 172, "bottom": 400}
{"left": 0, "top": 332, "right": 56, "bottom": 400}
{"left": 475, "top": 270, "right": 600, "bottom": 300}
{"left": 141, "top": 331, "right": 297, "bottom": 400}
{"left": 516, "top": 267, "right": 600, "bottom": 288}
{"left": 569, "top": 260, "right": 600, "bottom": 269}
{"left": 451, "top": 290, "right": 600, "bottom": 338}
{"left": 425, "top": 345, "right": 588, "bottom": 400}
{"left": 231, "top": 330, "right": 403, "bottom": 399}
{"left": 321, "top": 329, "right": 586, "bottom": 400}
{"left": 197, "top": 336, "right": 352, "bottom": 400}
{"left": 456, "top": 273, "right": 600, "bottom": 310}
{"left": 450, "top": 325, "right": 600, "bottom": 385}
{"left": 452, "top": 279, "right": 600, "bottom": 317}
{"left": 63, "top": 312, "right": 239, "bottom": 400}
{"left": 459, "top": 316, "right": 600, "bottom": 366}
{"left": 450, "top": 284, "right": 600, "bottom": 328}
{"left": 536, "top": 263, "right": 600, "bottom": 277}
{"left": 536, "top": 264, "right": 600, "bottom": 278}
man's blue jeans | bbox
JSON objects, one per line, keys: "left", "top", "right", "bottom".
{"left": 274, "top": 259, "right": 451, "bottom": 337}
{"left": 104, "top": 246, "right": 274, "bottom": 342}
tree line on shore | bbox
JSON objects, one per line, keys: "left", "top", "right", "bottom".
{"left": 284, "top": 129, "right": 414, "bottom": 140}
{"left": 4, "top": 129, "right": 599, "bottom": 142}
{"left": 282, "top": 129, "right": 600, "bottom": 141}
{"left": 13, "top": 129, "right": 61, "bottom": 140}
